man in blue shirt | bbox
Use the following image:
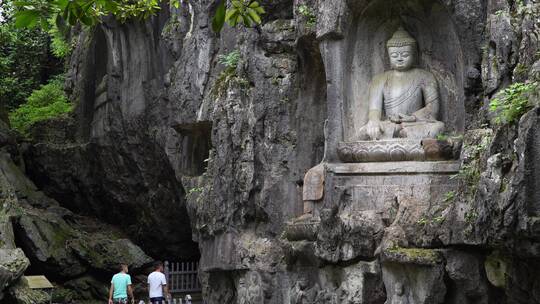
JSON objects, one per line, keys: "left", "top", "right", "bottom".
{"left": 108, "top": 263, "right": 134, "bottom": 304}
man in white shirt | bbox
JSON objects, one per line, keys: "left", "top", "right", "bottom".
{"left": 148, "top": 261, "right": 171, "bottom": 304}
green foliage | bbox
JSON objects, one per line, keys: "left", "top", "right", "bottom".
{"left": 224, "top": 0, "right": 265, "bottom": 28}
{"left": 489, "top": 81, "right": 538, "bottom": 124}
{"left": 453, "top": 136, "right": 490, "bottom": 188}
{"left": 443, "top": 191, "right": 456, "bottom": 203}
{"left": 218, "top": 50, "right": 240, "bottom": 68}
{"left": 416, "top": 215, "right": 445, "bottom": 226}
{"left": 388, "top": 246, "right": 441, "bottom": 262}
{"left": 212, "top": 0, "right": 266, "bottom": 31}
{"left": 212, "top": 0, "right": 227, "bottom": 32}
{"left": 12, "top": 0, "right": 163, "bottom": 30}
{"left": 12, "top": 0, "right": 266, "bottom": 33}
{"left": 417, "top": 217, "right": 429, "bottom": 225}
{"left": 211, "top": 68, "right": 249, "bottom": 99}
{"left": 464, "top": 210, "right": 478, "bottom": 223}
{"left": 436, "top": 133, "right": 448, "bottom": 141}
{"left": 297, "top": 4, "right": 316, "bottom": 27}
{"left": 0, "top": 14, "right": 59, "bottom": 110}
{"left": 494, "top": 9, "right": 505, "bottom": 16}
{"left": 452, "top": 132, "right": 493, "bottom": 198}
{"left": 211, "top": 49, "right": 248, "bottom": 98}
{"left": 188, "top": 187, "right": 203, "bottom": 194}
{"left": 113, "top": 0, "right": 162, "bottom": 22}
{"left": 47, "top": 18, "right": 72, "bottom": 58}
{"left": 9, "top": 76, "right": 72, "bottom": 135}
{"left": 436, "top": 132, "right": 462, "bottom": 141}
{"left": 454, "top": 163, "right": 481, "bottom": 187}
{"left": 514, "top": 63, "right": 528, "bottom": 78}
{"left": 161, "top": 17, "right": 180, "bottom": 36}
{"left": 433, "top": 216, "right": 445, "bottom": 223}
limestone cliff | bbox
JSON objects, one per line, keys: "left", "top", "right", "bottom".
{"left": 0, "top": 120, "right": 152, "bottom": 303}
{"left": 3, "top": 0, "right": 540, "bottom": 303}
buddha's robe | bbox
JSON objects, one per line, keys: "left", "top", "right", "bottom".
{"left": 357, "top": 68, "right": 444, "bottom": 140}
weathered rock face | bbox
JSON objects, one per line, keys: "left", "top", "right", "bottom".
{"left": 0, "top": 122, "right": 153, "bottom": 303}
{"left": 22, "top": 11, "right": 199, "bottom": 259}
{"left": 13, "top": 0, "right": 540, "bottom": 303}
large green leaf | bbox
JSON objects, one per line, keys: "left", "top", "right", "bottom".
{"left": 242, "top": 14, "right": 251, "bottom": 27}
{"left": 14, "top": 10, "right": 40, "bottom": 28}
{"left": 225, "top": 8, "right": 239, "bottom": 26}
{"left": 231, "top": 0, "right": 243, "bottom": 8}
{"left": 248, "top": 1, "right": 260, "bottom": 8}
{"left": 212, "top": 0, "right": 226, "bottom": 32}
{"left": 246, "top": 7, "right": 260, "bottom": 24}
{"left": 54, "top": 0, "right": 70, "bottom": 10}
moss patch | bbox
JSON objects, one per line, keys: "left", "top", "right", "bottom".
{"left": 484, "top": 251, "right": 508, "bottom": 288}
{"left": 386, "top": 246, "right": 442, "bottom": 265}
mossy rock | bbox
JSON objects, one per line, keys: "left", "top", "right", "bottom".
{"left": 70, "top": 238, "right": 152, "bottom": 272}
{"left": 484, "top": 251, "right": 508, "bottom": 288}
{"left": 64, "top": 276, "right": 108, "bottom": 301}
{"left": 0, "top": 248, "right": 29, "bottom": 283}
{"left": 383, "top": 247, "right": 443, "bottom": 265}
{"left": 8, "top": 277, "right": 50, "bottom": 304}
{"left": 51, "top": 287, "right": 77, "bottom": 303}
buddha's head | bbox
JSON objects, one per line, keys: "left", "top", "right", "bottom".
{"left": 387, "top": 27, "right": 417, "bottom": 71}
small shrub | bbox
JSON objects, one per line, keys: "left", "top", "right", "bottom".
{"left": 297, "top": 4, "right": 316, "bottom": 28}
{"left": 436, "top": 133, "right": 449, "bottom": 141}
{"left": 433, "top": 216, "right": 445, "bottom": 223}
{"left": 443, "top": 191, "right": 456, "bottom": 203}
{"left": 464, "top": 210, "right": 478, "bottom": 223}
{"left": 211, "top": 50, "right": 248, "bottom": 98}
{"left": 489, "top": 81, "right": 537, "bottom": 124}
{"left": 451, "top": 132, "right": 493, "bottom": 198}
{"left": 417, "top": 217, "right": 429, "bottom": 225}
{"left": 188, "top": 187, "right": 203, "bottom": 194}
{"left": 454, "top": 163, "right": 481, "bottom": 187}
{"left": 9, "top": 76, "right": 72, "bottom": 135}
{"left": 218, "top": 50, "right": 241, "bottom": 69}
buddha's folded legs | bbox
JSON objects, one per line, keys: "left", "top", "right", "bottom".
{"left": 398, "top": 121, "right": 444, "bottom": 139}
{"left": 354, "top": 120, "right": 444, "bottom": 140}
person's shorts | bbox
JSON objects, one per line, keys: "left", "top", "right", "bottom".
{"left": 113, "top": 298, "right": 128, "bottom": 304}
{"left": 150, "top": 297, "right": 166, "bottom": 304}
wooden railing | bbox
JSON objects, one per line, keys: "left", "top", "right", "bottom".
{"left": 164, "top": 261, "right": 202, "bottom": 293}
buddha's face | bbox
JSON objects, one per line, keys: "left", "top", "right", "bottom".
{"left": 388, "top": 45, "right": 415, "bottom": 71}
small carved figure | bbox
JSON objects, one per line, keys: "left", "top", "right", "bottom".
{"left": 302, "top": 163, "right": 325, "bottom": 215}
{"left": 246, "top": 272, "right": 263, "bottom": 303}
{"left": 290, "top": 279, "right": 307, "bottom": 304}
{"left": 237, "top": 277, "right": 248, "bottom": 304}
{"left": 357, "top": 27, "right": 444, "bottom": 140}
{"left": 290, "top": 278, "right": 319, "bottom": 304}
{"left": 385, "top": 283, "right": 409, "bottom": 304}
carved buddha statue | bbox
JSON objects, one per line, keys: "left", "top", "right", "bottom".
{"left": 356, "top": 27, "right": 444, "bottom": 140}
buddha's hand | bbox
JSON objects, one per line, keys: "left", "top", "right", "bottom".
{"left": 389, "top": 113, "right": 416, "bottom": 123}
{"left": 365, "top": 120, "right": 383, "bottom": 140}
